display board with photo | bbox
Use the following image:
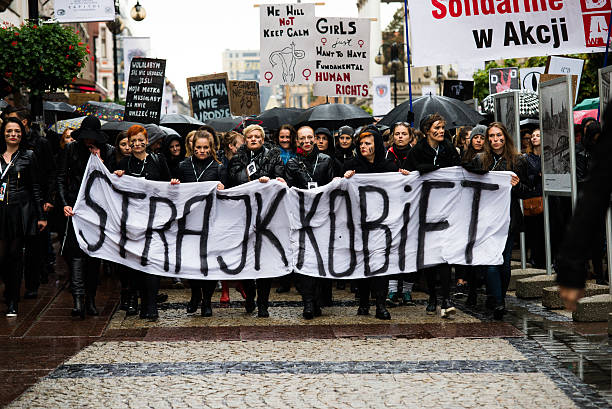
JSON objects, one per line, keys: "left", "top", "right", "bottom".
{"left": 599, "top": 66, "right": 612, "bottom": 125}
{"left": 539, "top": 77, "right": 574, "bottom": 193}
{"left": 493, "top": 92, "right": 519, "bottom": 149}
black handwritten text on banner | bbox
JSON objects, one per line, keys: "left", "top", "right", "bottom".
{"left": 73, "top": 156, "right": 512, "bottom": 280}
{"left": 407, "top": 0, "right": 604, "bottom": 66}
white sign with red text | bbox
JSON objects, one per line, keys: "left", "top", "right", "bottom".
{"left": 407, "top": 0, "right": 606, "bottom": 66}
{"left": 313, "top": 17, "right": 371, "bottom": 98}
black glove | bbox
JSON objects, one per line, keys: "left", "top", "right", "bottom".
{"left": 416, "top": 164, "right": 439, "bottom": 174}
{"left": 461, "top": 162, "right": 488, "bottom": 175}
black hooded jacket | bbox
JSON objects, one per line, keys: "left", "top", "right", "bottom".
{"left": 56, "top": 141, "right": 116, "bottom": 208}
{"left": 386, "top": 144, "right": 411, "bottom": 169}
{"left": 162, "top": 134, "right": 185, "bottom": 179}
{"left": 228, "top": 144, "right": 285, "bottom": 187}
{"left": 24, "top": 128, "right": 55, "bottom": 204}
{"left": 405, "top": 137, "right": 460, "bottom": 173}
{"left": 343, "top": 127, "right": 398, "bottom": 174}
{"left": 285, "top": 146, "right": 335, "bottom": 188}
{"left": 177, "top": 156, "right": 227, "bottom": 186}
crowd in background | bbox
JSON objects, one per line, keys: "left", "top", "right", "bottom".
{"left": 0, "top": 104, "right": 605, "bottom": 323}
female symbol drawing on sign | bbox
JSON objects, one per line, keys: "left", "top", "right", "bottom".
{"left": 264, "top": 72, "right": 273, "bottom": 84}
{"left": 269, "top": 42, "right": 306, "bottom": 82}
{"left": 302, "top": 69, "right": 311, "bottom": 81}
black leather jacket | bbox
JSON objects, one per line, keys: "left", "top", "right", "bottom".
{"left": 285, "top": 147, "right": 335, "bottom": 189}
{"left": 56, "top": 141, "right": 116, "bottom": 208}
{"left": 228, "top": 145, "right": 285, "bottom": 187}
{"left": 23, "top": 129, "right": 55, "bottom": 204}
{"left": 117, "top": 153, "right": 171, "bottom": 182}
{"left": 0, "top": 149, "right": 44, "bottom": 219}
{"left": 177, "top": 156, "right": 227, "bottom": 185}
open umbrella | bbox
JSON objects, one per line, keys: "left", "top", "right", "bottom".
{"left": 256, "top": 107, "right": 304, "bottom": 130}
{"left": 574, "top": 97, "right": 599, "bottom": 111}
{"left": 160, "top": 113, "right": 205, "bottom": 135}
{"left": 379, "top": 94, "right": 484, "bottom": 129}
{"left": 50, "top": 116, "right": 107, "bottom": 134}
{"left": 482, "top": 90, "right": 539, "bottom": 118}
{"left": 76, "top": 101, "right": 125, "bottom": 122}
{"left": 205, "top": 116, "right": 246, "bottom": 132}
{"left": 574, "top": 109, "right": 598, "bottom": 125}
{"left": 295, "top": 103, "right": 373, "bottom": 130}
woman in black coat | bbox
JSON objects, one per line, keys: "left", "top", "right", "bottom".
{"left": 0, "top": 118, "right": 46, "bottom": 316}
{"left": 344, "top": 125, "right": 410, "bottom": 320}
{"left": 228, "top": 124, "right": 285, "bottom": 318}
{"left": 472, "top": 122, "right": 531, "bottom": 320}
{"left": 405, "top": 114, "right": 460, "bottom": 319}
{"left": 114, "top": 124, "right": 175, "bottom": 321}
{"left": 163, "top": 133, "right": 186, "bottom": 178}
{"left": 175, "top": 130, "right": 227, "bottom": 316}
{"left": 285, "top": 125, "right": 335, "bottom": 319}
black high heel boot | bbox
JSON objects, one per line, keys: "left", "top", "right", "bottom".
{"left": 72, "top": 295, "right": 85, "bottom": 319}
{"left": 187, "top": 285, "right": 201, "bottom": 314}
{"left": 126, "top": 291, "right": 139, "bottom": 316}
{"left": 86, "top": 296, "right": 99, "bottom": 316}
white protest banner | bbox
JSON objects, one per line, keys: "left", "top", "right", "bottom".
{"left": 55, "top": 0, "right": 115, "bottom": 23}
{"left": 372, "top": 76, "right": 392, "bottom": 116}
{"left": 122, "top": 37, "right": 151, "bottom": 93}
{"left": 546, "top": 56, "right": 585, "bottom": 103}
{"left": 407, "top": 0, "right": 605, "bottom": 67}
{"left": 313, "top": 17, "right": 370, "bottom": 98}
{"left": 73, "top": 156, "right": 512, "bottom": 281}
{"left": 260, "top": 3, "right": 316, "bottom": 86}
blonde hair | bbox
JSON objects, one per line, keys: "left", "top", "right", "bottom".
{"left": 242, "top": 124, "right": 265, "bottom": 139}
{"left": 185, "top": 130, "right": 197, "bottom": 157}
{"left": 192, "top": 130, "right": 221, "bottom": 164}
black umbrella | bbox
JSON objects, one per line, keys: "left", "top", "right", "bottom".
{"left": 256, "top": 107, "right": 304, "bottom": 130}
{"left": 205, "top": 116, "right": 245, "bottom": 132}
{"left": 160, "top": 113, "right": 205, "bottom": 136}
{"left": 379, "top": 94, "right": 484, "bottom": 129}
{"left": 295, "top": 103, "right": 374, "bottom": 130}
{"left": 101, "top": 121, "right": 141, "bottom": 140}
{"left": 40, "top": 101, "right": 78, "bottom": 126}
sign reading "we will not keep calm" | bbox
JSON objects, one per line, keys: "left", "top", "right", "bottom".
{"left": 72, "top": 156, "right": 512, "bottom": 281}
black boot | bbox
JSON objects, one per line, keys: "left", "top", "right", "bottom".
{"left": 201, "top": 282, "right": 215, "bottom": 317}
{"left": 375, "top": 280, "right": 391, "bottom": 320}
{"left": 303, "top": 301, "right": 314, "bottom": 319}
{"left": 6, "top": 301, "right": 17, "bottom": 317}
{"left": 426, "top": 295, "right": 437, "bottom": 315}
{"left": 126, "top": 291, "right": 139, "bottom": 316}
{"left": 187, "top": 284, "right": 202, "bottom": 314}
{"left": 257, "top": 279, "right": 271, "bottom": 318}
{"left": 201, "top": 299, "right": 213, "bottom": 317}
{"left": 119, "top": 290, "right": 129, "bottom": 311}
{"left": 72, "top": 295, "right": 85, "bottom": 319}
{"left": 243, "top": 280, "right": 256, "bottom": 313}
{"left": 357, "top": 281, "right": 370, "bottom": 315}
{"left": 86, "top": 296, "right": 99, "bottom": 316}
{"left": 301, "top": 276, "right": 316, "bottom": 320}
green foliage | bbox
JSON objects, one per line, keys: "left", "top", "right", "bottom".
{"left": 386, "top": 7, "right": 404, "bottom": 32}
{"left": 360, "top": 104, "right": 373, "bottom": 115}
{"left": 0, "top": 21, "right": 89, "bottom": 96}
{"left": 473, "top": 54, "right": 598, "bottom": 103}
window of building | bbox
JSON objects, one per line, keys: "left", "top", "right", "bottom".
{"left": 101, "top": 28, "right": 107, "bottom": 59}
{"left": 102, "top": 77, "right": 108, "bottom": 90}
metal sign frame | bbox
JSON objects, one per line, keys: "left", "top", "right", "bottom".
{"left": 493, "top": 91, "right": 527, "bottom": 269}
{"left": 539, "top": 75, "right": 577, "bottom": 275}
{"left": 598, "top": 65, "right": 612, "bottom": 294}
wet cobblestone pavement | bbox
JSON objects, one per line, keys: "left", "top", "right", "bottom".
{"left": 2, "top": 264, "right": 612, "bottom": 408}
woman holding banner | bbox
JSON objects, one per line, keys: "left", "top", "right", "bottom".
{"left": 229, "top": 124, "right": 285, "bottom": 318}
{"left": 335, "top": 125, "right": 356, "bottom": 167}
{"left": 0, "top": 118, "right": 46, "bottom": 317}
{"left": 114, "top": 124, "right": 175, "bottom": 322}
{"left": 473, "top": 122, "right": 531, "bottom": 320}
{"left": 406, "top": 113, "right": 461, "bottom": 319}
{"left": 344, "top": 125, "right": 410, "bottom": 320}
{"left": 175, "top": 129, "right": 227, "bottom": 317}
{"left": 285, "top": 125, "right": 335, "bottom": 319}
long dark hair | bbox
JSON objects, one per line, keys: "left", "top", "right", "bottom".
{"left": 274, "top": 124, "right": 297, "bottom": 151}
{"left": 481, "top": 122, "right": 520, "bottom": 170}
{"left": 0, "top": 117, "right": 27, "bottom": 153}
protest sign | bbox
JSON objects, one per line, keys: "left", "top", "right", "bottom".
{"left": 520, "top": 67, "right": 545, "bottom": 93}
{"left": 489, "top": 67, "right": 519, "bottom": 95}
{"left": 260, "top": 3, "right": 316, "bottom": 86}
{"left": 313, "top": 17, "right": 370, "bottom": 98}
{"left": 540, "top": 74, "right": 579, "bottom": 103}
{"left": 124, "top": 58, "right": 166, "bottom": 124}
{"left": 407, "top": 0, "right": 605, "bottom": 67}
{"left": 73, "top": 156, "right": 512, "bottom": 281}
{"left": 228, "top": 80, "right": 261, "bottom": 116}
{"left": 187, "top": 73, "right": 231, "bottom": 122}
{"left": 443, "top": 80, "right": 474, "bottom": 101}
{"left": 54, "top": 0, "right": 115, "bottom": 23}
{"left": 372, "top": 76, "right": 392, "bottom": 116}
{"left": 546, "top": 56, "right": 585, "bottom": 103}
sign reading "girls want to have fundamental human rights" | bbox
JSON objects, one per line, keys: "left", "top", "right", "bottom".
{"left": 407, "top": 0, "right": 606, "bottom": 66}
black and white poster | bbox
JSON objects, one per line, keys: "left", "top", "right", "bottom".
{"left": 124, "top": 58, "right": 166, "bottom": 125}
{"left": 443, "top": 80, "right": 474, "bottom": 101}
{"left": 489, "top": 67, "right": 519, "bottom": 95}
{"left": 494, "top": 92, "right": 519, "bottom": 149}
{"left": 540, "top": 77, "right": 573, "bottom": 193}
{"left": 187, "top": 73, "right": 231, "bottom": 122}
{"left": 599, "top": 65, "right": 612, "bottom": 125}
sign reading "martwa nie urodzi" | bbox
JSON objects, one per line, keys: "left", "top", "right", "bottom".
{"left": 408, "top": 0, "right": 605, "bottom": 66}
{"left": 72, "top": 156, "right": 512, "bottom": 281}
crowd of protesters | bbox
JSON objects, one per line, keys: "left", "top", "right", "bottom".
{"left": 0, "top": 103, "right": 604, "bottom": 323}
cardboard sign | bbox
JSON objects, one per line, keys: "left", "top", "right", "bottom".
{"left": 187, "top": 73, "right": 231, "bottom": 122}
{"left": 228, "top": 80, "right": 261, "bottom": 116}
{"left": 443, "top": 80, "right": 474, "bottom": 101}
{"left": 312, "top": 17, "right": 371, "bottom": 98}
{"left": 489, "top": 67, "right": 519, "bottom": 95}
{"left": 124, "top": 58, "right": 166, "bottom": 125}
{"left": 260, "top": 3, "right": 316, "bottom": 86}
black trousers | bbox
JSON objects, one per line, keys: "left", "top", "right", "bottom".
{"left": 421, "top": 264, "right": 451, "bottom": 300}
{"left": 70, "top": 255, "right": 99, "bottom": 298}
{"left": 357, "top": 277, "right": 388, "bottom": 308}
{"left": 0, "top": 237, "right": 24, "bottom": 304}
{"left": 242, "top": 278, "right": 272, "bottom": 306}
{"left": 300, "top": 276, "right": 322, "bottom": 307}
{"left": 24, "top": 231, "right": 46, "bottom": 292}
{"left": 190, "top": 280, "right": 217, "bottom": 305}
